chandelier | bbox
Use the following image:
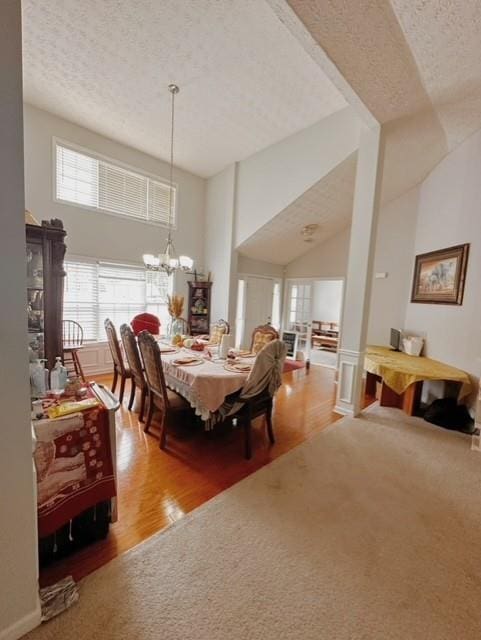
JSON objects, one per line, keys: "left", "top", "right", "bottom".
{"left": 143, "top": 84, "right": 194, "bottom": 276}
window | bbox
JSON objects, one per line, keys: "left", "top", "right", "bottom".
{"left": 64, "top": 258, "right": 171, "bottom": 342}
{"left": 55, "top": 141, "right": 175, "bottom": 226}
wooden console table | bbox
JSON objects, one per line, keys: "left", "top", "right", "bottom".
{"left": 364, "top": 345, "right": 472, "bottom": 416}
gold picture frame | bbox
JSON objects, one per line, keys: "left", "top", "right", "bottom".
{"left": 411, "top": 243, "right": 469, "bottom": 305}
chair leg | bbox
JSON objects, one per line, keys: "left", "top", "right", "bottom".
{"left": 139, "top": 387, "right": 147, "bottom": 423}
{"left": 244, "top": 418, "right": 252, "bottom": 460}
{"left": 144, "top": 394, "right": 153, "bottom": 434}
{"left": 128, "top": 380, "right": 136, "bottom": 410}
{"left": 119, "top": 374, "right": 126, "bottom": 403}
{"left": 111, "top": 368, "right": 118, "bottom": 394}
{"left": 73, "top": 350, "right": 86, "bottom": 382}
{"left": 266, "top": 408, "right": 275, "bottom": 445}
{"left": 159, "top": 412, "right": 167, "bottom": 450}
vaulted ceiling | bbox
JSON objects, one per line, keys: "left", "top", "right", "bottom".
{"left": 238, "top": 153, "right": 357, "bottom": 265}
{"left": 22, "top": 0, "right": 346, "bottom": 178}
{"left": 282, "top": 0, "right": 481, "bottom": 205}
{"left": 22, "top": 1, "right": 481, "bottom": 266}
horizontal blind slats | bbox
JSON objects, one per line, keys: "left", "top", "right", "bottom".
{"left": 64, "top": 258, "right": 170, "bottom": 342}
{"left": 55, "top": 142, "right": 175, "bottom": 226}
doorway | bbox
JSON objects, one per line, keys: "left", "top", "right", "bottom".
{"left": 283, "top": 278, "right": 344, "bottom": 368}
{"left": 236, "top": 275, "right": 281, "bottom": 349}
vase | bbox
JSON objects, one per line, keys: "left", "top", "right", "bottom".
{"left": 169, "top": 317, "right": 184, "bottom": 338}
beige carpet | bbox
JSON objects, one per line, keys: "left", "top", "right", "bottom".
{"left": 26, "top": 405, "right": 481, "bottom": 640}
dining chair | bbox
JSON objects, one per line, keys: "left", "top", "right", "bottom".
{"left": 62, "top": 319, "right": 85, "bottom": 381}
{"left": 223, "top": 339, "right": 287, "bottom": 459}
{"left": 208, "top": 319, "right": 230, "bottom": 345}
{"left": 120, "top": 323, "right": 148, "bottom": 421}
{"left": 250, "top": 324, "right": 279, "bottom": 354}
{"left": 131, "top": 312, "right": 160, "bottom": 336}
{"left": 137, "top": 330, "right": 192, "bottom": 448}
{"left": 104, "top": 318, "right": 132, "bottom": 403}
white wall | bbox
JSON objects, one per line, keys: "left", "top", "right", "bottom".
{"left": 23, "top": 104, "right": 206, "bottom": 295}
{"left": 285, "top": 227, "right": 351, "bottom": 279}
{"left": 367, "top": 186, "right": 419, "bottom": 344}
{"left": 285, "top": 185, "right": 420, "bottom": 347}
{"left": 204, "top": 165, "right": 236, "bottom": 323}
{"left": 237, "top": 255, "right": 284, "bottom": 279}
{"left": 234, "top": 107, "right": 362, "bottom": 247}
{"left": 312, "top": 280, "right": 344, "bottom": 323}
{"left": 404, "top": 129, "right": 481, "bottom": 379}
{"left": 0, "top": 3, "right": 40, "bottom": 638}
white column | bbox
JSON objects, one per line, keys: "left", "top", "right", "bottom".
{"left": 335, "top": 125, "right": 384, "bottom": 416}
{"left": 0, "top": 1, "right": 41, "bottom": 638}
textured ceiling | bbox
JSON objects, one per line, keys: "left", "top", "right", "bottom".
{"left": 238, "top": 153, "right": 357, "bottom": 265}
{"left": 390, "top": 0, "right": 481, "bottom": 149}
{"left": 22, "top": 0, "right": 346, "bottom": 178}
{"left": 283, "top": 0, "right": 481, "bottom": 206}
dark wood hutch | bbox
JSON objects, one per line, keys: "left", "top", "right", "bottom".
{"left": 187, "top": 281, "right": 212, "bottom": 336}
{"left": 26, "top": 219, "right": 67, "bottom": 369}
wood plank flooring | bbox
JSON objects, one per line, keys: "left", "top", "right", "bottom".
{"left": 39, "top": 365, "right": 355, "bottom": 586}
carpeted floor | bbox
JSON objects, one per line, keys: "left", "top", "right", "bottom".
{"left": 26, "top": 404, "right": 481, "bottom": 640}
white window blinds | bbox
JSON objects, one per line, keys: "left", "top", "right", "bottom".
{"left": 56, "top": 145, "right": 98, "bottom": 208}
{"left": 63, "top": 260, "right": 99, "bottom": 340}
{"left": 97, "top": 262, "right": 146, "bottom": 337}
{"left": 63, "top": 258, "right": 170, "bottom": 342}
{"left": 55, "top": 142, "right": 175, "bottom": 226}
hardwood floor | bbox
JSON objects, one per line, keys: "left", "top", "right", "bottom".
{"left": 39, "top": 365, "right": 353, "bottom": 586}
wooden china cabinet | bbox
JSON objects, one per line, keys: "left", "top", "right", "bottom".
{"left": 187, "top": 281, "right": 212, "bottom": 336}
{"left": 26, "top": 219, "right": 67, "bottom": 370}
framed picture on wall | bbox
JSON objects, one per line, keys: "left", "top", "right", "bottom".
{"left": 411, "top": 243, "right": 469, "bottom": 305}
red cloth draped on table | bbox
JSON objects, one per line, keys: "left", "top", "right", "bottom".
{"left": 33, "top": 403, "right": 116, "bottom": 538}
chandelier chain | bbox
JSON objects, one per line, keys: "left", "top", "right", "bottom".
{"left": 168, "top": 85, "right": 175, "bottom": 234}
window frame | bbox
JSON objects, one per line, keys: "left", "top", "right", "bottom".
{"left": 63, "top": 255, "right": 172, "bottom": 343}
{"left": 52, "top": 137, "right": 178, "bottom": 229}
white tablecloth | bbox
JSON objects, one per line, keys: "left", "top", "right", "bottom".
{"left": 159, "top": 345, "right": 252, "bottom": 423}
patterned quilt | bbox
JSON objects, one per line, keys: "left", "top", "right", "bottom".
{"left": 33, "top": 402, "right": 116, "bottom": 538}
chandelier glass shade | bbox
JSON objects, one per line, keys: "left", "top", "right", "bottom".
{"left": 142, "top": 84, "right": 194, "bottom": 276}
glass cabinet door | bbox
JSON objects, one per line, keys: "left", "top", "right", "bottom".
{"left": 26, "top": 241, "right": 45, "bottom": 360}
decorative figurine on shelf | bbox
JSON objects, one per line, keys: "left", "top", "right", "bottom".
{"left": 167, "top": 294, "right": 185, "bottom": 338}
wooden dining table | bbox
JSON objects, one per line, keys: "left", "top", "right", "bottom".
{"left": 157, "top": 341, "right": 255, "bottom": 427}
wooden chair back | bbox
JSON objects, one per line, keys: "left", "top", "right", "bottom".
{"left": 209, "top": 319, "right": 230, "bottom": 344}
{"left": 120, "top": 323, "right": 145, "bottom": 388}
{"left": 208, "top": 318, "right": 230, "bottom": 345}
{"left": 137, "top": 330, "right": 169, "bottom": 408}
{"left": 104, "top": 318, "right": 126, "bottom": 374}
{"left": 250, "top": 324, "right": 279, "bottom": 354}
{"left": 62, "top": 319, "right": 84, "bottom": 347}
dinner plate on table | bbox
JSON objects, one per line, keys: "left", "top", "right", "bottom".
{"left": 224, "top": 362, "right": 252, "bottom": 373}
{"left": 158, "top": 344, "right": 179, "bottom": 354}
{"left": 172, "top": 356, "right": 203, "bottom": 366}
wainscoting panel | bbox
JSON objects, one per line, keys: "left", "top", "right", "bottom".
{"left": 77, "top": 342, "right": 113, "bottom": 377}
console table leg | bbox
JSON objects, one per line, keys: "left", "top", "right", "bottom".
{"left": 402, "top": 381, "right": 423, "bottom": 416}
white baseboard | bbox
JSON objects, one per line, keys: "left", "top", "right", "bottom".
{"left": 0, "top": 603, "right": 41, "bottom": 640}
{"left": 334, "top": 404, "right": 354, "bottom": 417}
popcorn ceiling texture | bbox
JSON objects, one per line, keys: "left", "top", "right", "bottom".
{"left": 239, "top": 153, "right": 357, "bottom": 265}
{"left": 286, "top": 0, "right": 481, "bottom": 205}
{"left": 22, "top": 0, "right": 346, "bottom": 178}
{"left": 22, "top": 0, "right": 481, "bottom": 262}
